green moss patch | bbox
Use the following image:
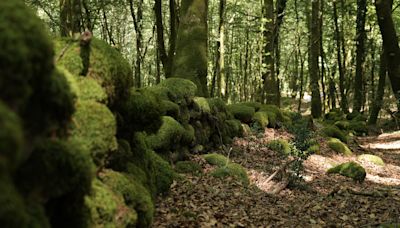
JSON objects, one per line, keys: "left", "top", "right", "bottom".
{"left": 71, "top": 100, "right": 117, "bottom": 167}
{"left": 358, "top": 154, "right": 385, "bottom": 166}
{"left": 253, "top": 111, "right": 269, "bottom": 128}
{"left": 159, "top": 78, "right": 197, "bottom": 102}
{"left": 334, "top": 120, "right": 350, "bottom": 130}
{"left": 225, "top": 119, "right": 244, "bottom": 138}
{"left": 211, "top": 163, "right": 249, "bottom": 186}
{"left": 76, "top": 77, "right": 107, "bottom": 103}
{"left": 327, "top": 162, "right": 366, "bottom": 182}
{"left": 349, "top": 121, "right": 368, "bottom": 136}
{"left": 203, "top": 153, "right": 230, "bottom": 167}
{"left": 327, "top": 138, "right": 352, "bottom": 156}
{"left": 193, "top": 97, "right": 211, "bottom": 113}
{"left": 148, "top": 151, "right": 176, "bottom": 194}
{"left": 175, "top": 161, "right": 202, "bottom": 174}
{"left": 266, "top": 139, "right": 292, "bottom": 155}
{"left": 322, "top": 125, "right": 348, "bottom": 143}
{"left": 241, "top": 102, "right": 262, "bottom": 111}
{"left": 227, "top": 104, "right": 255, "bottom": 123}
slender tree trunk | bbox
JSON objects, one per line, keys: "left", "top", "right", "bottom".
{"left": 129, "top": 0, "right": 143, "bottom": 88}
{"left": 173, "top": 0, "right": 209, "bottom": 97}
{"left": 243, "top": 27, "right": 250, "bottom": 101}
{"left": 310, "top": 0, "right": 322, "bottom": 118}
{"left": 320, "top": 0, "right": 326, "bottom": 112}
{"left": 60, "top": 0, "right": 82, "bottom": 36}
{"left": 216, "top": 0, "right": 226, "bottom": 98}
{"left": 354, "top": 0, "right": 368, "bottom": 112}
{"left": 333, "top": 1, "right": 348, "bottom": 113}
{"left": 368, "top": 49, "right": 387, "bottom": 125}
{"left": 375, "top": 0, "right": 400, "bottom": 108}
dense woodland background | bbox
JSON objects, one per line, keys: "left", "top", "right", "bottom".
{"left": 26, "top": 0, "right": 400, "bottom": 122}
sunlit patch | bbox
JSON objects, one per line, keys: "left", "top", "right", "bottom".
{"left": 366, "top": 174, "right": 400, "bottom": 186}
{"left": 361, "top": 140, "right": 400, "bottom": 150}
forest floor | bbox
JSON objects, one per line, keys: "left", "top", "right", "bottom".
{"left": 153, "top": 128, "right": 400, "bottom": 227}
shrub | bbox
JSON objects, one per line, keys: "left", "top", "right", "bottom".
{"left": 327, "top": 162, "right": 366, "bottom": 182}
{"left": 327, "top": 138, "right": 352, "bottom": 156}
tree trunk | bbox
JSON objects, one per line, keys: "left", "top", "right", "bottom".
{"left": 375, "top": 0, "right": 400, "bottom": 108}
{"left": 310, "top": 0, "right": 322, "bottom": 118}
{"left": 129, "top": 0, "right": 143, "bottom": 88}
{"left": 173, "top": 0, "right": 209, "bottom": 97}
{"left": 60, "top": 0, "right": 82, "bottom": 37}
{"left": 368, "top": 49, "right": 387, "bottom": 125}
{"left": 216, "top": 0, "right": 226, "bottom": 99}
{"left": 354, "top": 0, "right": 368, "bottom": 112}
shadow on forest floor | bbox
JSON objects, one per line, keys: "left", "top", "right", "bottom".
{"left": 153, "top": 128, "right": 400, "bottom": 227}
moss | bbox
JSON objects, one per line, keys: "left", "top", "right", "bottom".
{"left": 253, "top": 111, "right": 269, "bottom": 128}
{"left": 0, "top": 0, "right": 54, "bottom": 110}
{"left": 25, "top": 202, "right": 51, "bottom": 228}
{"left": 260, "top": 105, "right": 284, "bottom": 122}
{"left": 211, "top": 163, "right": 249, "bottom": 186}
{"left": 147, "top": 116, "right": 186, "bottom": 153}
{"left": 307, "top": 144, "right": 320, "bottom": 154}
{"left": 0, "top": 102, "right": 24, "bottom": 171}
{"left": 327, "top": 138, "right": 352, "bottom": 156}
{"left": 85, "top": 179, "right": 137, "bottom": 228}
{"left": 0, "top": 176, "right": 30, "bottom": 227}
{"left": 161, "top": 100, "right": 180, "bottom": 119}
{"left": 54, "top": 39, "right": 83, "bottom": 76}
{"left": 159, "top": 78, "right": 197, "bottom": 102}
{"left": 203, "top": 153, "right": 229, "bottom": 167}
{"left": 322, "top": 125, "right": 348, "bottom": 143}
{"left": 346, "top": 111, "right": 367, "bottom": 121}
{"left": 334, "top": 120, "right": 350, "bottom": 130}
{"left": 266, "top": 139, "right": 292, "bottom": 155}
{"left": 241, "top": 102, "right": 262, "bottom": 111}
{"left": 106, "top": 139, "right": 132, "bottom": 171}
{"left": 16, "top": 139, "right": 94, "bottom": 200}
{"left": 193, "top": 97, "right": 211, "bottom": 113}
{"left": 325, "top": 109, "right": 345, "bottom": 122}
{"left": 208, "top": 98, "right": 227, "bottom": 114}
{"left": 118, "top": 89, "right": 163, "bottom": 139}
{"left": 227, "top": 104, "right": 255, "bottom": 123}
{"left": 76, "top": 76, "right": 107, "bottom": 103}
{"left": 358, "top": 154, "right": 385, "bottom": 166}
{"left": 99, "top": 170, "right": 154, "bottom": 227}
{"left": 71, "top": 100, "right": 117, "bottom": 167}
{"left": 182, "top": 124, "right": 195, "bottom": 145}
{"left": 148, "top": 151, "right": 176, "bottom": 194}
{"left": 242, "top": 124, "right": 252, "bottom": 136}
{"left": 175, "top": 161, "right": 202, "bottom": 174}
{"left": 266, "top": 111, "right": 278, "bottom": 128}
{"left": 349, "top": 121, "right": 368, "bottom": 136}
{"left": 327, "top": 161, "right": 366, "bottom": 182}
{"left": 225, "top": 119, "right": 244, "bottom": 138}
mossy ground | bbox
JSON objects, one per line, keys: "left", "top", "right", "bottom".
{"left": 175, "top": 161, "right": 203, "bottom": 174}
{"left": 266, "top": 139, "right": 292, "bottom": 155}
{"left": 203, "top": 153, "right": 230, "bottom": 167}
{"left": 210, "top": 163, "right": 250, "bottom": 186}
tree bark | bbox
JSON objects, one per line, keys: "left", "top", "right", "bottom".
{"left": 216, "top": 0, "right": 226, "bottom": 99}
{"left": 129, "top": 0, "right": 143, "bottom": 88}
{"left": 310, "top": 0, "right": 322, "bottom": 118}
{"left": 354, "top": 0, "right": 368, "bottom": 112}
{"left": 368, "top": 49, "right": 387, "bottom": 125}
{"left": 60, "top": 0, "right": 82, "bottom": 37}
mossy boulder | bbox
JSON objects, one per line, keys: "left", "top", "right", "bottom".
{"left": 266, "top": 139, "right": 292, "bottom": 155}
{"left": 325, "top": 109, "right": 345, "bottom": 122}
{"left": 0, "top": 102, "right": 24, "bottom": 171}
{"left": 71, "top": 100, "right": 117, "bottom": 167}
{"left": 99, "top": 170, "right": 154, "bottom": 228}
{"left": 346, "top": 111, "right": 367, "bottom": 121}
{"left": 16, "top": 139, "right": 94, "bottom": 200}
{"left": 327, "top": 138, "right": 352, "bottom": 156}
{"left": 227, "top": 104, "right": 255, "bottom": 123}
{"left": 225, "top": 119, "right": 244, "bottom": 138}
{"left": 208, "top": 98, "right": 227, "bottom": 114}
{"left": 0, "top": 0, "right": 54, "bottom": 111}
{"left": 211, "top": 163, "right": 250, "bottom": 186}
{"left": 148, "top": 151, "right": 176, "bottom": 194}
{"left": 358, "top": 154, "right": 385, "bottom": 166}
{"left": 161, "top": 100, "right": 180, "bottom": 119}
{"left": 119, "top": 89, "right": 163, "bottom": 139}
{"left": 203, "top": 153, "right": 230, "bottom": 167}
{"left": 85, "top": 179, "right": 137, "bottom": 228}
{"left": 260, "top": 105, "right": 285, "bottom": 122}
{"left": 193, "top": 97, "right": 211, "bottom": 113}
{"left": 175, "top": 161, "right": 202, "bottom": 174}
{"left": 75, "top": 77, "right": 107, "bottom": 103}
{"left": 147, "top": 116, "right": 188, "bottom": 153}
{"left": 322, "top": 125, "right": 348, "bottom": 143}
{"left": 253, "top": 111, "right": 269, "bottom": 128}
{"left": 241, "top": 102, "right": 262, "bottom": 111}
{"left": 307, "top": 144, "right": 320, "bottom": 154}
{"left": 158, "top": 78, "right": 197, "bottom": 103}
{"left": 327, "top": 162, "right": 366, "bottom": 182}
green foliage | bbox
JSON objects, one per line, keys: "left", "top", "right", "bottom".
{"left": 193, "top": 97, "right": 211, "bottom": 113}
{"left": 266, "top": 139, "right": 292, "bottom": 155}
{"left": 118, "top": 89, "right": 163, "bottom": 139}
{"left": 175, "top": 161, "right": 202, "bottom": 174}
{"left": 322, "top": 125, "right": 348, "bottom": 143}
{"left": 71, "top": 100, "right": 117, "bottom": 167}
{"left": 358, "top": 154, "right": 385, "bottom": 166}
{"left": 346, "top": 111, "right": 367, "bottom": 121}
{"left": 227, "top": 104, "right": 255, "bottom": 123}
{"left": 211, "top": 163, "right": 249, "bottom": 186}
{"left": 99, "top": 170, "right": 154, "bottom": 227}
{"left": 327, "top": 138, "right": 353, "bottom": 156}
{"left": 17, "top": 139, "right": 94, "bottom": 200}
{"left": 0, "top": 102, "right": 24, "bottom": 171}
{"left": 0, "top": 0, "right": 54, "bottom": 111}
{"left": 203, "top": 153, "right": 230, "bottom": 167}
{"left": 307, "top": 144, "right": 320, "bottom": 154}
{"left": 253, "top": 111, "right": 269, "bottom": 128}
{"left": 85, "top": 179, "right": 137, "bottom": 228}
{"left": 327, "top": 162, "right": 366, "bottom": 182}
{"left": 241, "top": 102, "right": 262, "bottom": 111}
{"left": 334, "top": 120, "right": 350, "bottom": 130}
{"left": 260, "top": 105, "right": 285, "bottom": 122}
{"left": 348, "top": 121, "right": 368, "bottom": 136}
{"left": 324, "top": 109, "right": 345, "bottom": 122}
